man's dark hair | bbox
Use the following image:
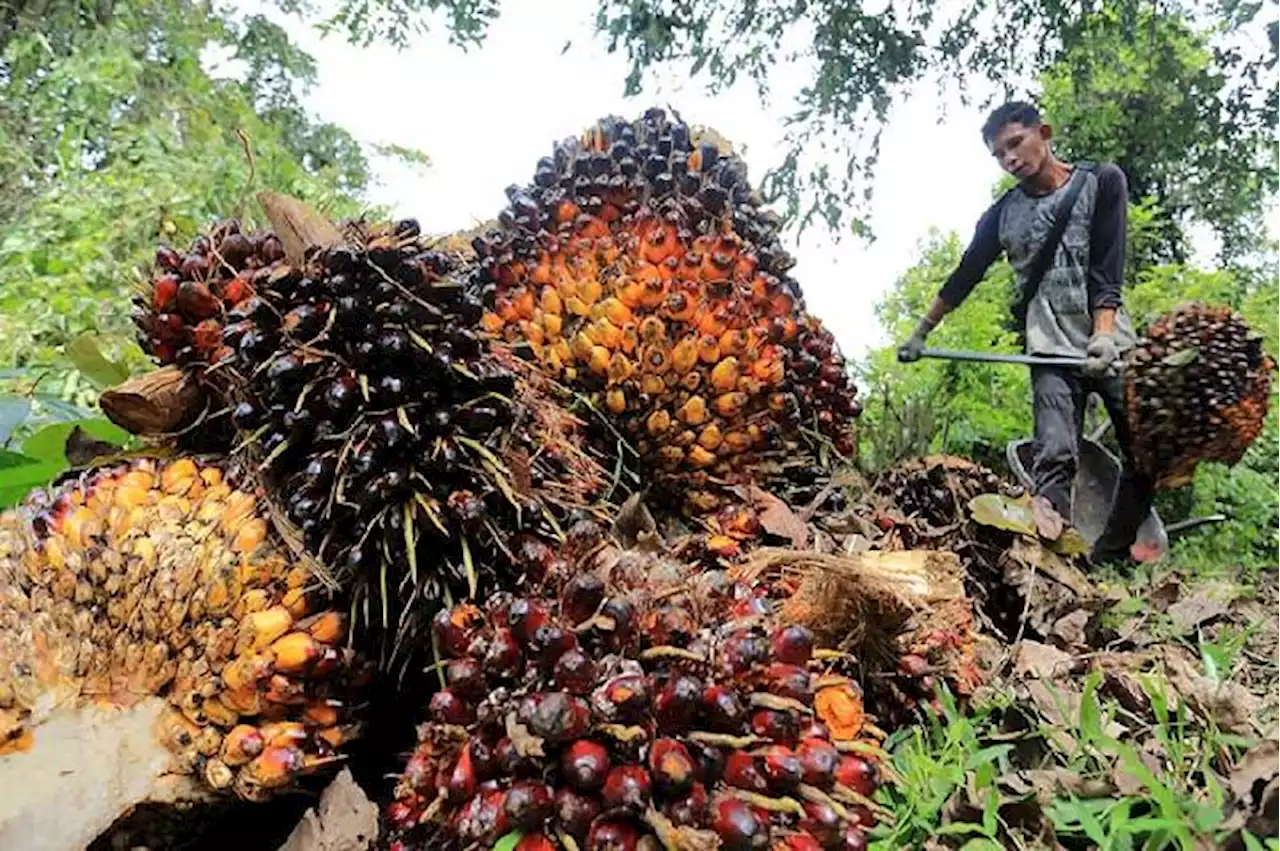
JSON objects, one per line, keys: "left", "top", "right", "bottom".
{"left": 981, "top": 101, "right": 1042, "bottom": 144}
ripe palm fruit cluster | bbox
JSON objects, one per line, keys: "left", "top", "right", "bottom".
{"left": 1124, "top": 303, "right": 1275, "bottom": 488}
{"left": 151, "top": 217, "right": 607, "bottom": 641}
{"left": 384, "top": 530, "right": 886, "bottom": 851}
{"left": 0, "top": 457, "right": 369, "bottom": 801}
{"left": 133, "top": 219, "right": 285, "bottom": 367}
{"left": 473, "top": 108, "right": 860, "bottom": 509}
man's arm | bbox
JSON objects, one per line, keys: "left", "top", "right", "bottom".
{"left": 1088, "top": 164, "right": 1128, "bottom": 335}
{"left": 898, "top": 201, "right": 1003, "bottom": 361}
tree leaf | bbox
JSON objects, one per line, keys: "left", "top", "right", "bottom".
{"left": 0, "top": 396, "right": 32, "bottom": 446}
{"left": 66, "top": 334, "right": 131, "bottom": 388}
{"left": 1161, "top": 346, "right": 1200, "bottom": 367}
{"left": 493, "top": 832, "right": 523, "bottom": 851}
{"left": 968, "top": 493, "right": 1036, "bottom": 536}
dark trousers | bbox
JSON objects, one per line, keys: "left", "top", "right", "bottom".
{"left": 1030, "top": 366, "right": 1155, "bottom": 559}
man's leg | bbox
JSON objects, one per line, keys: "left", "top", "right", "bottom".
{"left": 1029, "top": 366, "right": 1084, "bottom": 520}
{"left": 1092, "top": 374, "right": 1157, "bottom": 561}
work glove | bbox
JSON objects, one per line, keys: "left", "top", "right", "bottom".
{"left": 1083, "top": 332, "right": 1119, "bottom": 378}
{"left": 896, "top": 316, "right": 937, "bottom": 363}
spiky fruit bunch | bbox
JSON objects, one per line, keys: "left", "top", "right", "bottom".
{"left": 1124, "top": 303, "right": 1275, "bottom": 489}
{"left": 474, "top": 108, "right": 860, "bottom": 509}
{"left": 133, "top": 219, "right": 285, "bottom": 367}
{"left": 185, "top": 218, "right": 607, "bottom": 645}
{"left": 384, "top": 533, "right": 885, "bottom": 851}
{"left": 0, "top": 457, "right": 370, "bottom": 801}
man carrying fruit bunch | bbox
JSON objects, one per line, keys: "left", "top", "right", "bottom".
{"left": 896, "top": 100, "right": 1153, "bottom": 565}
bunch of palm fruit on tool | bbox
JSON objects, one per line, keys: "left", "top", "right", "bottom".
{"left": 1123, "top": 302, "right": 1275, "bottom": 489}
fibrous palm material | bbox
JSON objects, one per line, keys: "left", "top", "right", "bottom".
{"left": 472, "top": 108, "right": 861, "bottom": 515}
{"left": 130, "top": 212, "right": 611, "bottom": 655}
{"left": 0, "top": 456, "right": 370, "bottom": 803}
{"left": 383, "top": 524, "right": 888, "bottom": 851}
{"left": 1124, "top": 303, "right": 1275, "bottom": 489}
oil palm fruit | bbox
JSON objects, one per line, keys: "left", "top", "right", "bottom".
{"left": 472, "top": 108, "right": 860, "bottom": 510}
{"left": 1123, "top": 303, "right": 1275, "bottom": 489}
{"left": 143, "top": 216, "right": 608, "bottom": 655}
{"left": 0, "top": 456, "right": 370, "bottom": 801}
{"left": 133, "top": 219, "right": 285, "bottom": 368}
{"left": 383, "top": 524, "right": 886, "bottom": 851}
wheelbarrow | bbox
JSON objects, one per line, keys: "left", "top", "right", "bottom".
{"left": 915, "top": 348, "right": 1228, "bottom": 561}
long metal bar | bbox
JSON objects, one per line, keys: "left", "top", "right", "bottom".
{"left": 918, "top": 347, "right": 1089, "bottom": 368}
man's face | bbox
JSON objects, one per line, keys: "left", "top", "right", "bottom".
{"left": 987, "top": 121, "right": 1051, "bottom": 179}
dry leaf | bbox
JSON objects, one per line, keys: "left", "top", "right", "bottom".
{"left": 258, "top": 192, "right": 344, "bottom": 264}
{"left": 1031, "top": 495, "right": 1065, "bottom": 541}
{"left": 100, "top": 366, "right": 203, "bottom": 435}
{"left": 613, "top": 492, "right": 658, "bottom": 549}
{"left": 1050, "top": 609, "right": 1090, "bottom": 647}
{"left": 1166, "top": 590, "right": 1231, "bottom": 634}
{"left": 1013, "top": 641, "right": 1074, "bottom": 680}
{"left": 277, "top": 769, "right": 378, "bottom": 851}
{"left": 747, "top": 485, "right": 809, "bottom": 548}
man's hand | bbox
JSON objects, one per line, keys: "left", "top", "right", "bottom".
{"left": 1084, "top": 332, "right": 1119, "bottom": 377}
{"left": 897, "top": 316, "right": 937, "bottom": 363}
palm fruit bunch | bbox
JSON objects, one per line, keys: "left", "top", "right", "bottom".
{"left": 133, "top": 218, "right": 285, "bottom": 368}
{"left": 383, "top": 525, "right": 887, "bottom": 851}
{"left": 473, "top": 108, "right": 860, "bottom": 511}
{"left": 0, "top": 456, "right": 370, "bottom": 801}
{"left": 134, "top": 213, "right": 609, "bottom": 645}
{"left": 1124, "top": 303, "right": 1275, "bottom": 489}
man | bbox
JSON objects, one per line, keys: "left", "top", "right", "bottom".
{"left": 896, "top": 100, "right": 1152, "bottom": 563}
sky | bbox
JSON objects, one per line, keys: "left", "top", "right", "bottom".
{"left": 227, "top": 0, "right": 1011, "bottom": 360}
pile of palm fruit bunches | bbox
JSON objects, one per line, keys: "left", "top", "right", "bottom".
{"left": 2, "top": 107, "right": 1272, "bottom": 848}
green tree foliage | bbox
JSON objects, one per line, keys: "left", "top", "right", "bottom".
{"left": 0, "top": 0, "right": 382, "bottom": 412}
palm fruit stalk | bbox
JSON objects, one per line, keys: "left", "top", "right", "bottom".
{"left": 383, "top": 523, "right": 888, "bottom": 851}
{"left": 1124, "top": 302, "right": 1275, "bottom": 489}
{"left": 0, "top": 457, "right": 370, "bottom": 847}
{"left": 472, "top": 108, "right": 861, "bottom": 514}
{"left": 143, "top": 212, "right": 608, "bottom": 654}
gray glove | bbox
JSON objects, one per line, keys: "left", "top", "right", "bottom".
{"left": 897, "top": 316, "right": 937, "bottom": 363}
{"left": 1084, "top": 332, "right": 1119, "bottom": 377}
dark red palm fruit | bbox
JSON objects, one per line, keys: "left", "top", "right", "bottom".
{"left": 180, "top": 253, "right": 209, "bottom": 280}
{"left": 400, "top": 750, "right": 433, "bottom": 791}
{"left": 432, "top": 604, "right": 484, "bottom": 658}
{"left": 760, "top": 745, "right": 803, "bottom": 793}
{"left": 554, "top": 649, "right": 597, "bottom": 695}
{"left": 152, "top": 274, "right": 180, "bottom": 311}
{"left": 554, "top": 788, "right": 601, "bottom": 839}
{"left": 599, "top": 674, "right": 650, "bottom": 722}
{"left": 841, "top": 826, "right": 868, "bottom": 851}
{"left": 722, "top": 752, "right": 768, "bottom": 793}
{"left": 602, "top": 764, "right": 651, "bottom": 811}
{"left": 495, "top": 737, "right": 541, "bottom": 778}
{"left": 847, "top": 804, "right": 876, "bottom": 829}
{"left": 446, "top": 745, "right": 478, "bottom": 800}
{"left": 835, "top": 755, "right": 878, "bottom": 797}
{"left": 155, "top": 246, "right": 182, "bottom": 272}
{"left": 648, "top": 738, "right": 696, "bottom": 797}
{"left": 641, "top": 605, "right": 698, "bottom": 647}
{"left": 177, "top": 280, "right": 220, "bottom": 319}
{"left": 520, "top": 692, "right": 592, "bottom": 742}
{"left": 689, "top": 741, "right": 726, "bottom": 785}
{"left": 767, "top": 663, "right": 813, "bottom": 702}
{"left": 598, "top": 596, "right": 637, "bottom": 647}
{"left": 456, "top": 790, "right": 510, "bottom": 844}
{"left": 654, "top": 675, "right": 702, "bottom": 732}
{"left": 507, "top": 598, "right": 552, "bottom": 644}
{"left": 770, "top": 625, "right": 814, "bottom": 666}
{"left": 702, "top": 684, "right": 746, "bottom": 732}
{"left": 799, "top": 721, "right": 831, "bottom": 741}
{"left": 446, "top": 658, "right": 486, "bottom": 699}
{"left": 385, "top": 799, "right": 418, "bottom": 831}
{"left": 515, "top": 834, "right": 556, "bottom": 851}
{"left": 561, "top": 573, "right": 606, "bottom": 625}
{"left": 192, "top": 318, "right": 222, "bottom": 354}
{"left": 713, "top": 798, "right": 771, "bottom": 851}
{"left": 898, "top": 653, "right": 929, "bottom": 677}
{"left": 504, "top": 781, "right": 555, "bottom": 831}
{"left": 529, "top": 623, "right": 578, "bottom": 669}
{"left": 219, "top": 271, "right": 251, "bottom": 304}
{"left": 750, "top": 709, "right": 798, "bottom": 744}
{"left": 587, "top": 820, "right": 640, "bottom": 851}
{"left": 469, "top": 739, "right": 496, "bottom": 781}
{"left": 801, "top": 801, "right": 842, "bottom": 849}
{"left": 561, "top": 739, "right": 611, "bottom": 792}
{"left": 665, "top": 782, "right": 708, "bottom": 827}
{"left": 780, "top": 834, "right": 823, "bottom": 851}
{"left": 720, "top": 630, "right": 771, "bottom": 676}
{"left": 429, "top": 688, "right": 475, "bottom": 725}
{"left": 795, "top": 738, "right": 839, "bottom": 788}
{"left": 483, "top": 628, "right": 524, "bottom": 680}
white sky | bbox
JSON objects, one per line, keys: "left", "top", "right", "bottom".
{"left": 229, "top": 0, "right": 1014, "bottom": 359}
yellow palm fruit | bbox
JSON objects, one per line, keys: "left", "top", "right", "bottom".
{"left": 579, "top": 274, "right": 604, "bottom": 305}
{"left": 713, "top": 391, "right": 749, "bottom": 419}
{"left": 710, "top": 356, "right": 741, "bottom": 392}
{"left": 697, "top": 334, "right": 721, "bottom": 364}
{"left": 621, "top": 326, "right": 640, "bottom": 355}
{"left": 719, "top": 329, "right": 750, "bottom": 356}
{"left": 588, "top": 345, "right": 611, "bottom": 376}
{"left": 687, "top": 445, "right": 717, "bottom": 468}
{"left": 678, "top": 396, "right": 709, "bottom": 426}
{"left": 722, "top": 430, "right": 753, "bottom": 454}
{"left": 607, "top": 352, "right": 635, "bottom": 384}
{"left": 638, "top": 316, "right": 667, "bottom": 343}
{"left": 543, "top": 312, "right": 564, "bottom": 339}
{"left": 606, "top": 388, "right": 627, "bottom": 414}
{"left": 600, "top": 297, "right": 634, "bottom": 327}
{"left": 680, "top": 372, "right": 702, "bottom": 392}
{"left": 0, "top": 457, "right": 367, "bottom": 803}
{"left": 571, "top": 331, "right": 596, "bottom": 361}
{"left": 540, "top": 286, "right": 563, "bottom": 316}
{"left": 521, "top": 319, "right": 545, "bottom": 347}
{"left": 640, "top": 344, "right": 671, "bottom": 375}
{"left": 647, "top": 409, "right": 673, "bottom": 437}
{"left": 641, "top": 374, "right": 666, "bottom": 395}
{"left": 671, "top": 335, "right": 700, "bottom": 373}
{"left": 697, "top": 423, "right": 724, "bottom": 451}
{"left": 566, "top": 295, "right": 591, "bottom": 316}
{"left": 657, "top": 446, "right": 685, "bottom": 469}
{"left": 674, "top": 429, "right": 697, "bottom": 447}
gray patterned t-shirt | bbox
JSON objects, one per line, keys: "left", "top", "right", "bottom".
{"left": 938, "top": 163, "right": 1136, "bottom": 358}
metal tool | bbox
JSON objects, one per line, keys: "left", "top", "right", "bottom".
{"left": 917, "top": 347, "right": 1089, "bottom": 368}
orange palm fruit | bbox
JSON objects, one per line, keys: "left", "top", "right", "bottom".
{"left": 710, "top": 357, "right": 741, "bottom": 392}
{"left": 678, "top": 396, "right": 709, "bottom": 426}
